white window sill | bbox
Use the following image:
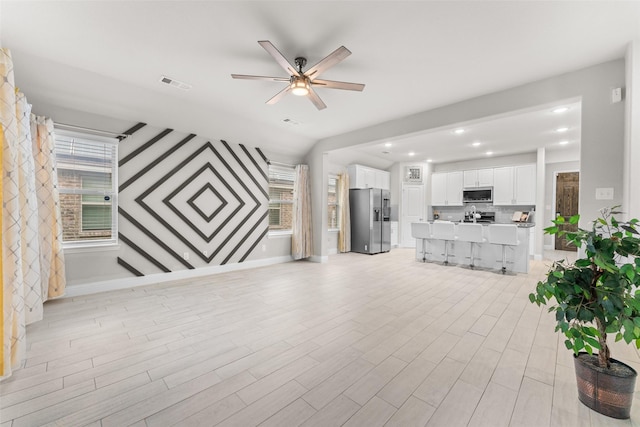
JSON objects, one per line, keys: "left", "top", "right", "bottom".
{"left": 64, "top": 243, "right": 121, "bottom": 254}
{"left": 268, "top": 230, "right": 293, "bottom": 238}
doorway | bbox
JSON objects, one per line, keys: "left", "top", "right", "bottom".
{"left": 401, "top": 184, "right": 424, "bottom": 247}
{"left": 555, "top": 171, "right": 579, "bottom": 251}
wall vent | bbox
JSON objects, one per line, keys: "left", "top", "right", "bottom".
{"left": 160, "top": 75, "right": 192, "bottom": 91}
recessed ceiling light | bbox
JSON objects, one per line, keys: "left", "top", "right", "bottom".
{"left": 556, "top": 127, "right": 569, "bottom": 133}
{"left": 471, "top": 141, "right": 481, "bottom": 147}
{"left": 559, "top": 140, "right": 569, "bottom": 145}
{"left": 408, "top": 152, "right": 415, "bottom": 156}
{"left": 384, "top": 142, "right": 392, "bottom": 147}
{"left": 552, "top": 107, "right": 569, "bottom": 113}
{"left": 426, "top": 159, "right": 433, "bottom": 163}
{"left": 486, "top": 151, "right": 493, "bottom": 156}
{"left": 453, "top": 128, "right": 465, "bottom": 135}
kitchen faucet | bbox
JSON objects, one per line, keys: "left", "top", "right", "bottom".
{"left": 471, "top": 205, "right": 477, "bottom": 223}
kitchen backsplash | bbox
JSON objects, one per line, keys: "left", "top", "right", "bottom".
{"left": 432, "top": 203, "right": 535, "bottom": 223}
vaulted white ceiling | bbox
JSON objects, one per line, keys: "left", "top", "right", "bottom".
{"left": 2, "top": 1, "right": 639, "bottom": 164}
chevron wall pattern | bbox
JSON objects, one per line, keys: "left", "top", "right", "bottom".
{"left": 116, "top": 123, "right": 269, "bottom": 276}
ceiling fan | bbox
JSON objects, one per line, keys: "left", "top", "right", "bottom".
{"left": 231, "top": 40, "right": 365, "bottom": 110}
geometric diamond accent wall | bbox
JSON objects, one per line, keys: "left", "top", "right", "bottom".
{"left": 187, "top": 183, "right": 227, "bottom": 223}
{"left": 116, "top": 124, "right": 269, "bottom": 276}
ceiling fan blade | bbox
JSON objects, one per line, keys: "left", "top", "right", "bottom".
{"left": 266, "top": 85, "right": 292, "bottom": 105}
{"left": 305, "top": 46, "right": 351, "bottom": 80}
{"left": 231, "top": 74, "right": 290, "bottom": 82}
{"left": 307, "top": 87, "right": 327, "bottom": 110}
{"left": 311, "top": 79, "right": 365, "bottom": 91}
{"left": 258, "top": 40, "right": 299, "bottom": 77}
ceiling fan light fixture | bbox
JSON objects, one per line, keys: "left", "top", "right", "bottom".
{"left": 291, "top": 79, "right": 309, "bottom": 96}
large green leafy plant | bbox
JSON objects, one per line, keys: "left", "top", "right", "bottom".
{"left": 530, "top": 207, "right": 640, "bottom": 369}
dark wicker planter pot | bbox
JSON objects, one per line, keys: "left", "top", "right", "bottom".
{"left": 574, "top": 352, "right": 637, "bottom": 419}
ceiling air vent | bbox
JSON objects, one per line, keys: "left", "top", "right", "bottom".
{"left": 160, "top": 75, "right": 192, "bottom": 91}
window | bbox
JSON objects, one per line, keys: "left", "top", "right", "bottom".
{"left": 328, "top": 175, "right": 339, "bottom": 230}
{"left": 268, "top": 165, "right": 295, "bottom": 232}
{"left": 55, "top": 130, "right": 118, "bottom": 247}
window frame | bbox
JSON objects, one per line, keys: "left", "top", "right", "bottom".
{"left": 268, "top": 164, "right": 296, "bottom": 235}
{"left": 55, "top": 129, "right": 119, "bottom": 249}
{"left": 327, "top": 174, "right": 340, "bottom": 232}
{"left": 80, "top": 174, "right": 113, "bottom": 231}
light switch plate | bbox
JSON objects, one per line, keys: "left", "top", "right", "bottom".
{"left": 595, "top": 187, "right": 614, "bottom": 200}
{"left": 611, "top": 87, "right": 622, "bottom": 103}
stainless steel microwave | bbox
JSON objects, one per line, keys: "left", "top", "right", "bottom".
{"left": 463, "top": 187, "right": 493, "bottom": 203}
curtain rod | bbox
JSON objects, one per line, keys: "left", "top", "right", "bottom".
{"left": 55, "top": 122, "right": 129, "bottom": 138}
{"left": 268, "top": 160, "right": 297, "bottom": 168}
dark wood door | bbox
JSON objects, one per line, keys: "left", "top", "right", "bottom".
{"left": 555, "top": 172, "right": 579, "bottom": 251}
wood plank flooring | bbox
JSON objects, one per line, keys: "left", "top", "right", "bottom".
{"left": 2, "top": 248, "right": 640, "bottom": 426}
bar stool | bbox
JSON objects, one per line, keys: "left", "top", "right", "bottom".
{"left": 431, "top": 221, "right": 456, "bottom": 265}
{"left": 411, "top": 223, "right": 431, "bottom": 262}
{"left": 488, "top": 224, "right": 519, "bottom": 274}
{"left": 456, "top": 223, "right": 485, "bottom": 268}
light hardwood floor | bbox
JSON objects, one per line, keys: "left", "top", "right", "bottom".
{"left": 2, "top": 248, "right": 640, "bottom": 426}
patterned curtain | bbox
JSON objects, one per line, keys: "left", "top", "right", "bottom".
{"left": 16, "top": 92, "right": 44, "bottom": 324}
{"left": 0, "top": 48, "right": 66, "bottom": 380}
{"left": 337, "top": 172, "right": 351, "bottom": 253}
{"left": 291, "top": 164, "right": 312, "bottom": 260}
{"left": 31, "top": 116, "right": 66, "bottom": 299}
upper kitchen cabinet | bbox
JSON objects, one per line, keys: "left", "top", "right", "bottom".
{"left": 347, "top": 164, "right": 390, "bottom": 190}
{"left": 431, "top": 171, "right": 463, "bottom": 206}
{"left": 493, "top": 164, "right": 536, "bottom": 205}
{"left": 463, "top": 168, "right": 494, "bottom": 188}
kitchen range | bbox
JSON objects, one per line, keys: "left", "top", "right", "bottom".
{"left": 463, "top": 210, "right": 495, "bottom": 223}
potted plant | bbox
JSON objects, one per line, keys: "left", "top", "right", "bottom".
{"left": 529, "top": 206, "right": 640, "bottom": 419}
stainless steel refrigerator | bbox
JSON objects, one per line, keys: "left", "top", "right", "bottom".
{"left": 349, "top": 188, "right": 391, "bottom": 254}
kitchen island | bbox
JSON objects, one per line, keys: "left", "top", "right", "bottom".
{"left": 412, "top": 221, "right": 534, "bottom": 273}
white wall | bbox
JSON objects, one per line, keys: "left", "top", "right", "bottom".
{"left": 625, "top": 40, "right": 640, "bottom": 220}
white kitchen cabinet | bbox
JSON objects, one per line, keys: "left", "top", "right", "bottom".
{"left": 463, "top": 168, "right": 494, "bottom": 188}
{"left": 347, "top": 164, "right": 390, "bottom": 190}
{"left": 493, "top": 164, "right": 536, "bottom": 205}
{"left": 515, "top": 164, "right": 536, "bottom": 204}
{"left": 431, "top": 173, "right": 447, "bottom": 206}
{"left": 447, "top": 171, "right": 463, "bottom": 205}
{"left": 493, "top": 167, "right": 515, "bottom": 205}
{"left": 529, "top": 227, "right": 535, "bottom": 256}
{"left": 431, "top": 171, "right": 463, "bottom": 206}
{"left": 376, "top": 170, "right": 390, "bottom": 190}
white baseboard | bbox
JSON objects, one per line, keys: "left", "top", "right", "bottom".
{"left": 309, "top": 255, "right": 329, "bottom": 263}
{"left": 328, "top": 248, "right": 338, "bottom": 255}
{"left": 63, "top": 255, "right": 294, "bottom": 298}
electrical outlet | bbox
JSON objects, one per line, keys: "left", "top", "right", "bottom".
{"left": 595, "top": 187, "right": 614, "bottom": 200}
{"left": 203, "top": 250, "right": 208, "bottom": 257}
{"left": 183, "top": 252, "right": 189, "bottom": 260}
